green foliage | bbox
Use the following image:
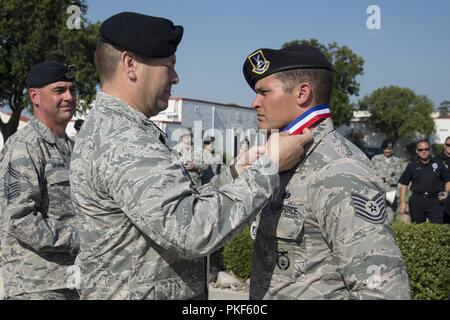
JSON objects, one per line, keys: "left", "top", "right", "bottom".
{"left": 438, "top": 100, "right": 450, "bottom": 117}
{"left": 222, "top": 223, "right": 450, "bottom": 300}
{"left": 0, "top": 0, "right": 99, "bottom": 141}
{"left": 432, "top": 144, "right": 444, "bottom": 156}
{"left": 359, "top": 86, "right": 435, "bottom": 143}
{"left": 222, "top": 228, "right": 253, "bottom": 279}
{"left": 391, "top": 222, "right": 450, "bottom": 300}
{"left": 282, "top": 39, "right": 365, "bottom": 127}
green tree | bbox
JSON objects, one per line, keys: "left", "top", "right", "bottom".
{"left": 0, "top": 0, "right": 99, "bottom": 142}
{"left": 359, "top": 86, "right": 435, "bottom": 143}
{"left": 282, "top": 39, "right": 364, "bottom": 127}
{"left": 438, "top": 100, "right": 450, "bottom": 117}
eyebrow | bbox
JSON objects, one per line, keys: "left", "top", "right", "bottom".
{"left": 51, "top": 85, "right": 76, "bottom": 92}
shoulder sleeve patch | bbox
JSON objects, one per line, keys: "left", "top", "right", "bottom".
{"left": 351, "top": 192, "right": 387, "bottom": 224}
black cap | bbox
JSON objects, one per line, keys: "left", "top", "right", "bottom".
{"left": 203, "top": 136, "right": 215, "bottom": 144}
{"left": 243, "top": 44, "right": 332, "bottom": 90}
{"left": 381, "top": 139, "right": 394, "bottom": 150}
{"left": 100, "top": 12, "right": 183, "bottom": 58}
{"left": 25, "top": 61, "right": 76, "bottom": 88}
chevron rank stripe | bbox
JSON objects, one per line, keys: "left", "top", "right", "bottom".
{"left": 351, "top": 192, "right": 387, "bottom": 224}
{"left": 4, "top": 163, "right": 21, "bottom": 200}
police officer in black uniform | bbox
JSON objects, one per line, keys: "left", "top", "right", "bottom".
{"left": 399, "top": 139, "right": 450, "bottom": 224}
{"left": 435, "top": 136, "right": 450, "bottom": 223}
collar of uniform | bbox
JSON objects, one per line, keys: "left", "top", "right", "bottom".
{"left": 96, "top": 92, "right": 167, "bottom": 140}
{"left": 295, "top": 117, "right": 335, "bottom": 172}
{"left": 28, "top": 116, "right": 59, "bottom": 144}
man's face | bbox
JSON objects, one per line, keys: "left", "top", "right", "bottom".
{"left": 31, "top": 81, "right": 77, "bottom": 126}
{"left": 182, "top": 134, "right": 192, "bottom": 145}
{"left": 138, "top": 54, "right": 179, "bottom": 116}
{"left": 383, "top": 145, "right": 394, "bottom": 158}
{"left": 252, "top": 74, "right": 301, "bottom": 130}
{"left": 416, "top": 141, "right": 431, "bottom": 161}
{"left": 444, "top": 139, "right": 450, "bottom": 156}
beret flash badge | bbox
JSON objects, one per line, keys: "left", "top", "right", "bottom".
{"left": 248, "top": 50, "right": 270, "bottom": 75}
{"left": 351, "top": 192, "right": 387, "bottom": 224}
{"left": 65, "top": 65, "right": 76, "bottom": 79}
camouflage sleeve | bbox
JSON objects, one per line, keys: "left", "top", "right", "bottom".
{"left": 102, "top": 140, "right": 278, "bottom": 258}
{"left": 309, "top": 158, "right": 410, "bottom": 300}
{"left": 203, "top": 165, "right": 235, "bottom": 189}
{"left": 1, "top": 143, "right": 79, "bottom": 254}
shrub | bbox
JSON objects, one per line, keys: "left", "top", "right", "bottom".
{"left": 391, "top": 222, "right": 450, "bottom": 300}
{"left": 222, "top": 227, "right": 253, "bottom": 279}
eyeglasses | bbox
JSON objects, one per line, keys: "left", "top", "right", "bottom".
{"left": 417, "top": 148, "right": 430, "bottom": 152}
{"left": 445, "top": 144, "right": 450, "bottom": 147}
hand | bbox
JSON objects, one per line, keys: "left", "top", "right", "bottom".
{"left": 235, "top": 146, "right": 266, "bottom": 174}
{"left": 185, "top": 162, "right": 195, "bottom": 170}
{"left": 265, "top": 129, "right": 313, "bottom": 173}
{"left": 399, "top": 202, "right": 409, "bottom": 215}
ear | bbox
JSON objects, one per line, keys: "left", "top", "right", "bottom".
{"left": 29, "top": 88, "right": 40, "bottom": 106}
{"left": 294, "top": 82, "right": 313, "bottom": 107}
{"left": 121, "top": 51, "right": 138, "bottom": 81}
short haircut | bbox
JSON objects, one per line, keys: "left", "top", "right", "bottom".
{"left": 274, "top": 68, "right": 333, "bottom": 105}
{"left": 416, "top": 139, "right": 430, "bottom": 148}
{"left": 445, "top": 136, "right": 450, "bottom": 144}
{"left": 381, "top": 139, "right": 394, "bottom": 150}
{"left": 94, "top": 42, "right": 122, "bottom": 85}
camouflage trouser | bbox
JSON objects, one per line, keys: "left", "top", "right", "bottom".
{"left": 0, "top": 267, "right": 4, "bottom": 300}
{"left": 6, "top": 289, "right": 79, "bottom": 300}
{"left": 387, "top": 196, "right": 399, "bottom": 224}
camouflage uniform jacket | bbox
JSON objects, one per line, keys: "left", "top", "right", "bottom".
{"left": 173, "top": 142, "right": 203, "bottom": 186}
{"left": 0, "top": 117, "right": 79, "bottom": 298}
{"left": 250, "top": 118, "right": 410, "bottom": 300}
{"left": 69, "top": 92, "right": 278, "bottom": 300}
{"left": 371, "top": 154, "right": 405, "bottom": 192}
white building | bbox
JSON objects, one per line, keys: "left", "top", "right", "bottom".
{"left": 151, "top": 97, "right": 258, "bottom": 161}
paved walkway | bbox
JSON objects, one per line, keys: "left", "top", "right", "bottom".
{"left": 208, "top": 284, "right": 249, "bottom": 300}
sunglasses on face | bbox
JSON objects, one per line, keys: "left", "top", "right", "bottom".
{"left": 417, "top": 148, "right": 430, "bottom": 152}
{"left": 445, "top": 144, "right": 450, "bottom": 147}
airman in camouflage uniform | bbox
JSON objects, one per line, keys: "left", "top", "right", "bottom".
{"left": 69, "top": 12, "right": 310, "bottom": 300}
{"left": 371, "top": 140, "right": 406, "bottom": 223}
{"left": 0, "top": 61, "right": 79, "bottom": 300}
{"left": 173, "top": 129, "right": 204, "bottom": 186}
{"left": 243, "top": 45, "right": 410, "bottom": 300}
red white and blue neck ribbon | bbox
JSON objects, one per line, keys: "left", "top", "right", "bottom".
{"left": 281, "top": 104, "right": 332, "bottom": 135}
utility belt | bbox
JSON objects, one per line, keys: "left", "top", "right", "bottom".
{"left": 412, "top": 191, "right": 439, "bottom": 198}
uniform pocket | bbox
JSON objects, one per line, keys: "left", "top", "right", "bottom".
{"left": 273, "top": 212, "right": 305, "bottom": 276}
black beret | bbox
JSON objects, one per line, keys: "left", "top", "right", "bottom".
{"left": 243, "top": 44, "right": 332, "bottom": 90}
{"left": 100, "top": 12, "right": 183, "bottom": 58}
{"left": 26, "top": 61, "right": 76, "bottom": 88}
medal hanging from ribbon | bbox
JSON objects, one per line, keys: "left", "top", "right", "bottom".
{"left": 281, "top": 104, "right": 332, "bottom": 135}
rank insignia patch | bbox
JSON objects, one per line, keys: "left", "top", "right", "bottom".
{"left": 247, "top": 49, "right": 270, "bottom": 75}
{"left": 4, "top": 163, "right": 20, "bottom": 200}
{"left": 351, "top": 192, "right": 387, "bottom": 224}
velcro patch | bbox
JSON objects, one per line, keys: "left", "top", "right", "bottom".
{"left": 4, "top": 163, "right": 21, "bottom": 200}
{"left": 351, "top": 192, "right": 387, "bottom": 224}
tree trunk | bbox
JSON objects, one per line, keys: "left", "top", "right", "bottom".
{"left": 0, "top": 106, "right": 24, "bottom": 143}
